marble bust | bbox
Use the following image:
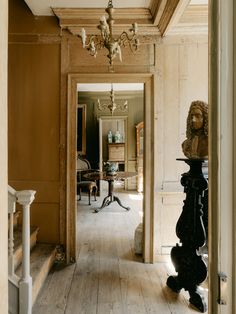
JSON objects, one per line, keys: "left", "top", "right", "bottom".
{"left": 182, "top": 100, "right": 208, "bottom": 159}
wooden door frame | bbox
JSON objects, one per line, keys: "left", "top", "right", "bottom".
{"left": 66, "top": 73, "right": 155, "bottom": 263}
{"left": 209, "top": 0, "right": 236, "bottom": 312}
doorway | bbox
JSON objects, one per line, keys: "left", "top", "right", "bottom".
{"left": 66, "top": 73, "right": 155, "bottom": 264}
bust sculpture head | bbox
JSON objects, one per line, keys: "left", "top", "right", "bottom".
{"left": 182, "top": 100, "right": 208, "bottom": 159}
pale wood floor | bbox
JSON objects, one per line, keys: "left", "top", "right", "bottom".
{"left": 33, "top": 189, "right": 208, "bottom": 314}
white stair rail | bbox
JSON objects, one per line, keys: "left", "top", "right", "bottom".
{"left": 8, "top": 186, "right": 17, "bottom": 278}
{"left": 8, "top": 185, "right": 20, "bottom": 314}
{"left": 16, "top": 190, "right": 36, "bottom": 314}
{"left": 8, "top": 186, "right": 36, "bottom": 314}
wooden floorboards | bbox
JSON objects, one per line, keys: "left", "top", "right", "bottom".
{"left": 33, "top": 190, "right": 208, "bottom": 314}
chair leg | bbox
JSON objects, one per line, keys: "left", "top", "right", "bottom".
{"left": 88, "top": 190, "right": 91, "bottom": 205}
{"left": 93, "top": 186, "right": 97, "bottom": 201}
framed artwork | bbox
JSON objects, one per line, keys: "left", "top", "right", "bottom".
{"left": 77, "top": 104, "right": 86, "bottom": 155}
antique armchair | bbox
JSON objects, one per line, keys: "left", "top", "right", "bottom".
{"left": 76, "top": 155, "right": 97, "bottom": 205}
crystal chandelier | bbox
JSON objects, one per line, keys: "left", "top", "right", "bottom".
{"left": 80, "top": 0, "right": 139, "bottom": 70}
{"left": 97, "top": 84, "right": 128, "bottom": 115}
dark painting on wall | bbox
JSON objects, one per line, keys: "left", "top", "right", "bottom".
{"left": 77, "top": 104, "right": 86, "bottom": 155}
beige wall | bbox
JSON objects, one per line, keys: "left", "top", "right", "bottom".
{"left": 0, "top": 0, "right": 8, "bottom": 312}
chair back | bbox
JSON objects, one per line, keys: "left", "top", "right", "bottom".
{"left": 76, "top": 155, "right": 91, "bottom": 170}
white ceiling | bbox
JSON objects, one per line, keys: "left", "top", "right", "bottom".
{"left": 77, "top": 83, "right": 144, "bottom": 92}
{"left": 190, "top": 0, "right": 208, "bottom": 4}
{"left": 24, "top": 0, "right": 151, "bottom": 16}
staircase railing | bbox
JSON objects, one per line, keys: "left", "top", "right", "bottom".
{"left": 8, "top": 185, "right": 36, "bottom": 314}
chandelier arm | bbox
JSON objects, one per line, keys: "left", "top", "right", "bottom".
{"left": 118, "top": 32, "right": 137, "bottom": 46}
{"left": 98, "top": 99, "right": 109, "bottom": 111}
{"left": 83, "top": 35, "right": 104, "bottom": 50}
{"left": 118, "top": 32, "right": 139, "bottom": 53}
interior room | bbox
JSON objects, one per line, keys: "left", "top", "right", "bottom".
{"left": 2, "top": 0, "right": 236, "bottom": 313}
{"left": 77, "top": 83, "right": 144, "bottom": 189}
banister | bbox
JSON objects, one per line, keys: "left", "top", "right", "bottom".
{"left": 16, "top": 190, "right": 36, "bottom": 314}
{"left": 8, "top": 187, "right": 36, "bottom": 314}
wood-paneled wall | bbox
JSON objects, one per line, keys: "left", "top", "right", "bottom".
{"left": 0, "top": 0, "right": 9, "bottom": 312}
{"left": 8, "top": 0, "right": 61, "bottom": 243}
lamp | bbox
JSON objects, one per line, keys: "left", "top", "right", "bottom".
{"left": 80, "top": 0, "right": 139, "bottom": 70}
{"left": 97, "top": 84, "right": 128, "bottom": 115}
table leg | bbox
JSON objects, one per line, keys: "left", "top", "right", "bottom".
{"left": 94, "top": 195, "right": 110, "bottom": 213}
{"left": 113, "top": 196, "right": 130, "bottom": 211}
{"left": 95, "top": 179, "right": 131, "bottom": 212}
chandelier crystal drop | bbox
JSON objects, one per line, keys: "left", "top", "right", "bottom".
{"left": 80, "top": 0, "right": 139, "bottom": 70}
{"left": 97, "top": 84, "right": 128, "bottom": 115}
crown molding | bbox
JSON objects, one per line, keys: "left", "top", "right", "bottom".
{"left": 52, "top": 2, "right": 208, "bottom": 38}
{"left": 179, "top": 4, "right": 208, "bottom": 24}
{"left": 53, "top": 7, "right": 152, "bottom": 27}
{"left": 67, "top": 25, "right": 160, "bottom": 36}
{"left": 150, "top": 0, "right": 167, "bottom": 25}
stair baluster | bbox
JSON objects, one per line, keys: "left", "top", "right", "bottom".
{"left": 8, "top": 186, "right": 36, "bottom": 314}
{"left": 16, "top": 190, "right": 36, "bottom": 314}
{"left": 8, "top": 187, "right": 17, "bottom": 278}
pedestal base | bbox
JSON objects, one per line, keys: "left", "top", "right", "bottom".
{"left": 167, "top": 275, "right": 207, "bottom": 312}
{"left": 166, "top": 159, "right": 208, "bottom": 313}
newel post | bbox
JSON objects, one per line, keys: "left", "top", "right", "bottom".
{"left": 16, "top": 190, "right": 36, "bottom": 314}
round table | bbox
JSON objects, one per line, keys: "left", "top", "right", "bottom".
{"left": 84, "top": 171, "right": 137, "bottom": 212}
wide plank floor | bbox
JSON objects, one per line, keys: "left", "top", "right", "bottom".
{"left": 33, "top": 189, "right": 208, "bottom": 314}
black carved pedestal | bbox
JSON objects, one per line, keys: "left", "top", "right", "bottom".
{"left": 166, "top": 158, "right": 208, "bottom": 312}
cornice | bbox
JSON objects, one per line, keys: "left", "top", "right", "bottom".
{"left": 180, "top": 5, "right": 208, "bottom": 24}
{"left": 158, "top": 0, "right": 180, "bottom": 36}
{"left": 53, "top": 8, "right": 152, "bottom": 27}
{"left": 52, "top": 2, "right": 208, "bottom": 38}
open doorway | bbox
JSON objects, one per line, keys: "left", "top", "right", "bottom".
{"left": 76, "top": 82, "right": 144, "bottom": 244}
{"left": 66, "top": 73, "right": 155, "bottom": 264}
{"left": 77, "top": 83, "right": 144, "bottom": 191}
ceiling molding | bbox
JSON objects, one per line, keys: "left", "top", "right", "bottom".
{"left": 67, "top": 26, "right": 160, "bottom": 36}
{"left": 168, "top": 3, "right": 208, "bottom": 35}
{"left": 53, "top": 7, "right": 161, "bottom": 36}
{"left": 150, "top": 0, "right": 168, "bottom": 25}
{"left": 53, "top": 7, "right": 153, "bottom": 28}
{"left": 27, "top": 2, "right": 207, "bottom": 38}
{"left": 179, "top": 4, "right": 208, "bottom": 24}
{"left": 158, "top": 0, "right": 183, "bottom": 36}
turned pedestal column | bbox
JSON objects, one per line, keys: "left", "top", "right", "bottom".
{"left": 166, "top": 158, "right": 208, "bottom": 312}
